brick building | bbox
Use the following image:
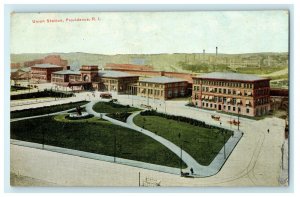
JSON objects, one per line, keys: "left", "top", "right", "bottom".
{"left": 31, "top": 64, "right": 64, "bottom": 83}
{"left": 192, "top": 72, "right": 271, "bottom": 117}
{"left": 137, "top": 76, "right": 189, "bottom": 100}
{"left": 52, "top": 65, "right": 139, "bottom": 93}
{"left": 99, "top": 70, "right": 139, "bottom": 94}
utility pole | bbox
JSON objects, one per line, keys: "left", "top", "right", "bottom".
{"left": 114, "top": 135, "right": 116, "bottom": 162}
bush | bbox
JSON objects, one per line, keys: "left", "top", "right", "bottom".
{"left": 107, "top": 112, "right": 131, "bottom": 122}
{"left": 11, "top": 89, "right": 74, "bottom": 100}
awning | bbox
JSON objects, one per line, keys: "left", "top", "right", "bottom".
{"left": 246, "top": 100, "right": 250, "bottom": 105}
{"left": 247, "top": 92, "right": 252, "bottom": 96}
{"left": 237, "top": 91, "right": 241, "bottom": 95}
{"left": 209, "top": 96, "right": 213, "bottom": 100}
{"left": 205, "top": 95, "right": 209, "bottom": 99}
{"left": 237, "top": 99, "right": 241, "bottom": 104}
{"left": 201, "top": 95, "right": 205, "bottom": 99}
{"left": 209, "top": 88, "right": 213, "bottom": 92}
{"left": 227, "top": 98, "right": 231, "bottom": 102}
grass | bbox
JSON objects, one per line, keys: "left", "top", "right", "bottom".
{"left": 11, "top": 101, "right": 89, "bottom": 119}
{"left": 11, "top": 115, "right": 186, "bottom": 168}
{"left": 133, "top": 114, "right": 233, "bottom": 166}
{"left": 92, "top": 101, "right": 140, "bottom": 113}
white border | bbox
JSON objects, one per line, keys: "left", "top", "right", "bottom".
{"left": 1, "top": 1, "right": 298, "bottom": 195}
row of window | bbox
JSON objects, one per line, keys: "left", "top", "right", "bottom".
{"left": 194, "top": 86, "right": 253, "bottom": 96}
{"left": 193, "top": 80, "right": 253, "bottom": 89}
{"left": 199, "top": 102, "right": 251, "bottom": 114}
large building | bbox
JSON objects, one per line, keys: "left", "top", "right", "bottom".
{"left": 99, "top": 70, "right": 139, "bottom": 94}
{"left": 137, "top": 76, "right": 189, "bottom": 100}
{"left": 192, "top": 72, "right": 270, "bottom": 117}
{"left": 52, "top": 65, "right": 139, "bottom": 93}
{"left": 31, "top": 64, "right": 64, "bottom": 83}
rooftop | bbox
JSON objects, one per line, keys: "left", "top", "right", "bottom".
{"left": 98, "top": 70, "right": 138, "bottom": 78}
{"left": 139, "top": 76, "right": 187, "bottom": 84}
{"left": 53, "top": 70, "right": 81, "bottom": 75}
{"left": 31, "top": 64, "right": 62, "bottom": 68}
{"left": 195, "top": 72, "right": 269, "bottom": 81}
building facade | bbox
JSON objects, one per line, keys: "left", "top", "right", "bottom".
{"left": 99, "top": 71, "right": 139, "bottom": 94}
{"left": 31, "top": 64, "right": 64, "bottom": 83}
{"left": 137, "top": 76, "right": 189, "bottom": 100}
{"left": 192, "top": 72, "right": 270, "bottom": 117}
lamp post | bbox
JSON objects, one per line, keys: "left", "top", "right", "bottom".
{"left": 178, "top": 133, "right": 182, "bottom": 175}
{"left": 223, "top": 130, "right": 226, "bottom": 159}
{"left": 238, "top": 107, "right": 240, "bottom": 131}
{"left": 114, "top": 135, "right": 116, "bottom": 162}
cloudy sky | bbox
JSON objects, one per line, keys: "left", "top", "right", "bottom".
{"left": 10, "top": 11, "right": 289, "bottom": 54}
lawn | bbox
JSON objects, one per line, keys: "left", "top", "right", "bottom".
{"left": 11, "top": 115, "right": 186, "bottom": 168}
{"left": 11, "top": 101, "right": 89, "bottom": 119}
{"left": 133, "top": 114, "right": 233, "bottom": 166}
{"left": 92, "top": 101, "right": 140, "bottom": 113}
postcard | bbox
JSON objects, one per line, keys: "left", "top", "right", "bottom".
{"left": 10, "top": 11, "right": 289, "bottom": 187}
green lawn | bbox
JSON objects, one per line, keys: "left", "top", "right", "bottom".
{"left": 133, "top": 114, "right": 233, "bottom": 166}
{"left": 11, "top": 115, "right": 186, "bottom": 168}
{"left": 11, "top": 101, "right": 89, "bottom": 119}
{"left": 93, "top": 101, "right": 140, "bottom": 113}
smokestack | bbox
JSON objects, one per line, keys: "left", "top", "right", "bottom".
{"left": 203, "top": 49, "right": 205, "bottom": 55}
{"left": 216, "top": 47, "right": 218, "bottom": 56}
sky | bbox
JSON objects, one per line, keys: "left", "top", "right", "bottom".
{"left": 10, "top": 11, "right": 289, "bottom": 55}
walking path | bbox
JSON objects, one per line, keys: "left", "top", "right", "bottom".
{"left": 85, "top": 100, "right": 243, "bottom": 177}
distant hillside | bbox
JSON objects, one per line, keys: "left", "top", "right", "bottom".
{"left": 10, "top": 52, "right": 289, "bottom": 89}
{"left": 10, "top": 52, "right": 288, "bottom": 71}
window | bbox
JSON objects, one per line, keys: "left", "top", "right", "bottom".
{"left": 228, "top": 106, "right": 231, "bottom": 111}
{"left": 228, "top": 89, "right": 231, "bottom": 94}
{"left": 233, "top": 98, "right": 236, "bottom": 105}
{"left": 219, "top": 88, "right": 222, "bottom": 93}
{"left": 214, "top": 104, "right": 217, "bottom": 108}
{"left": 214, "top": 88, "right": 217, "bottom": 92}
{"left": 206, "top": 103, "right": 208, "bottom": 107}
{"left": 223, "top": 105, "right": 226, "bottom": 109}
{"left": 210, "top": 104, "right": 212, "bottom": 108}
{"left": 233, "top": 89, "right": 236, "bottom": 95}
{"left": 223, "top": 89, "right": 226, "bottom": 94}
{"left": 233, "top": 107, "right": 236, "bottom": 111}
{"left": 246, "top": 108, "right": 250, "bottom": 113}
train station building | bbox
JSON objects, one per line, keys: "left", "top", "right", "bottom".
{"left": 192, "top": 72, "right": 271, "bottom": 117}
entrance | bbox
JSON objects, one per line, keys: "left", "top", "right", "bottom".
{"left": 218, "top": 104, "right": 221, "bottom": 110}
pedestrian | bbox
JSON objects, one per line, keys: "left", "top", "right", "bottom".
{"left": 190, "top": 167, "right": 194, "bottom": 175}
{"left": 267, "top": 129, "right": 270, "bottom": 133}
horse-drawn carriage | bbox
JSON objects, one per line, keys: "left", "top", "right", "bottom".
{"left": 228, "top": 119, "right": 240, "bottom": 126}
{"left": 211, "top": 115, "right": 221, "bottom": 121}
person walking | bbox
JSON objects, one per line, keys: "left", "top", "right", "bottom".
{"left": 190, "top": 167, "right": 194, "bottom": 175}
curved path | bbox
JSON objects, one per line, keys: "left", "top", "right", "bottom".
{"left": 85, "top": 100, "right": 243, "bottom": 177}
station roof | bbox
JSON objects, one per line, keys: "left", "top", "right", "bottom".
{"left": 139, "top": 76, "right": 187, "bottom": 84}
{"left": 31, "top": 64, "right": 62, "bottom": 68}
{"left": 53, "top": 70, "right": 81, "bottom": 75}
{"left": 98, "top": 70, "right": 138, "bottom": 78}
{"left": 194, "top": 72, "right": 269, "bottom": 81}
